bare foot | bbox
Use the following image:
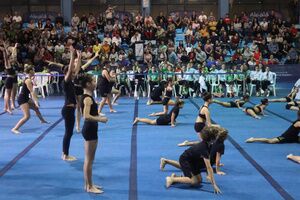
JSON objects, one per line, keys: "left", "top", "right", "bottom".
{"left": 86, "top": 185, "right": 104, "bottom": 194}
{"left": 110, "top": 109, "right": 117, "bottom": 113}
{"left": 41, "top": 120, "right": 50, "bottom": 124}
{"left": 245, "top": 137, "right": 254, "bottom": 143}
{"left": 5, "top": 109, "right": 13, "bottom": 115}
{"left": 62, "top": 154, "right": 77, "bottom": 161}
{"left": 133, "top": 118, "right": 139, "bottom": 125}
{"left": 177, "top": 140, "right": 189, "bottom": 147}
{"left": 166, "top": 177, "right": 173, "bottom": 188}
{"left": 76, "top": 126, "right": 81, "bottom": 133}
{"left": 160, "top": 158, "right": 166, "bottom": 171}
{"left": 11, "top": 128, "right": 21, "bottom": 134}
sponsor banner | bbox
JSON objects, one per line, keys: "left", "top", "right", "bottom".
{"left": 269, "top": 64, "right": 300, "bottom": 83}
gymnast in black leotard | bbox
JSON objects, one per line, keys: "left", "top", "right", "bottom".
{"left": 97, "top": 61, "right": 116, "bottom": 115}
{"left": 213, "top": 95, "right": 250, "bottom": 109}
{"left": 246, "top": 110, "right": 300, "bottom": 144}
{"left": 159, "top": 126, "right": 225, "bottom": 193}
{"left": 81, "top": 74, "right": 108, "bottom": 194}
{"left": 133, "top": 100, "right": 184, "bottom": 127}
{"left": 244, "top": 98, "right": 268, "bottom": 119}
{"left": 1, "top": 45, "right": 16, "bottom": 114}
{"left": 149, "top": 80, "right": 174, "bottom": 116}
{"left": 11, "top": 66, "right": 48, "bottom": 134}
{"left": 178, "top": 92, "right": 220, "bottom": 147}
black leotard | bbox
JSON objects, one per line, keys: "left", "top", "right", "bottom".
{"left": 63, "top": 80, "right": 76, "bottom": 105}
{"left": 179, "top": 141, "right": 211, "bottom": 178}
{"left": 74, "top": 69, "right": 84, "bottom": 96}
{"left": 210, "top": 140, "right": 225, "bottom": 165}
{"left": 198, "top": 105, "right": 208, "bottom": 119}
{"left": 229, "top": 100, "right": 246, "bottom": 108}
{"left": 17, "top": 78, "right": 31, "bottom": 105}
{"left": 195, "top": 105, "right": 208, "bottom": 133}
{"left": 81, "top": 94, "right": 99, "bottom": 141}
{"left": 156, "top": 105, "right": 180, "bottom": 125}
{"left": 98, "top": 68, "right": 110, "bottom": 97}
{"left": 277, "top": 120, "right": 300, "bottom": 143}
{"left": 245, "top": 105, "right": 262, "bottom": 114}
{"left": 162, "top": 89, "right": 173, "bottom": 105}
{"left": 150, "top": 86, "right": 163, "bottom": 101}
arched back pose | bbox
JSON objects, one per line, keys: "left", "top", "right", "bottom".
{"left": 160, "top": 126, "right": 225, "bottom": 194}
{"left": 243, "top": 98, "right": 268, "bottom": 119}
{"left": 246, "top": 110, "right": 300, "bottom": 144}
{"left": 133, "top": 100, "right": 184, "bottom": 127}
{"left": 97, "top": 61, "right": 116, "bottom": 115}
{"left": 213, "top": 95, "right": 250, "bottom": 109}
{"left": 149, "top": 80, "right": 174, "bottom": 116}
{"left": 81, "top": 74, "right": 108, "bottom": 194}
{"left": 178, "top": 92, "right": 219, "bottom": 146}
{"left": 161, "top": 127, "right": 228, "bottom": 176}
{"left": 11, "top": 66, "right": 48, "bottom": 134}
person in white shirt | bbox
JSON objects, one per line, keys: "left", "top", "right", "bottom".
{"left": 250, "top": 65, "right": 262, "bottom": 96}
{"left": 294, "top": 79, "right": 300, "bottom": 100}
{"left": 260, "top": 66, "right": 274, "bottom": 96}
{"left": 71, "top": 13, "right": 80, "bottom": 28}
{"left": 130, "top": 32, "right": 141, "bottom": 44}
{"left": 198, "top": 11, "right": 207, "bottom": 23}
{"left": 12, "top": 11, "right": 22, "bottom": 23}
{"left": 103, "top": 34, "right": 112, "bottom": 45}
{"left": 218, "top": 64, "right": 227, "bottom": 93}
{"left": 111, "top": 35, "right": 122, "bottom": 46}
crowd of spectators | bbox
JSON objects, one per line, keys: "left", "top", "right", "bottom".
{"left": 0, "top": 7, "right": 299, "bottom": 98}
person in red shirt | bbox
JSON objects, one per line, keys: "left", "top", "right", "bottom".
{"left": 290, "top": 25, "right": 298, "bottom": 38}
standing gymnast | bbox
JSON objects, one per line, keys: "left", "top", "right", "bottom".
{"left": 97, "top": 61, "right": 116, "bottom": 115}
{"left": 243, "top": 98, "right": 269, "bottom": 119}
{"left": 161, "top": 126, "right": 224, "bottom": 193}
{"left": 61, "top": 47, "right": 80, "bottom": 161}
{"left": 73, "top": 50, "right": 100, "bottom": 132}
{"left": 246, "top": 110, "right": 300, "bottom": 144}
{"left": 1, "top": 46, "right": 15, "bottom": 114}
{"left": 133, "top": 100, "right": 184, "bottom": 127}
{"left": 161, "top": 127, "right": 228, "bottom": 176}
{"left": 11, "top": 66, "right": 48, "bottom": 134}
{"left": 213, "top": 95, "right": 250, "bottom": 109}
{"left": 81, "top": 74, "right": 108, "bottom": 194}
{"left": 149, "top": 80, "right": 174, "bottom": 116}
{"left": 178, "top": 92, "right": 219, "bottom": 147}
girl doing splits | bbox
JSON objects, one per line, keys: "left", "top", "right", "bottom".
{"left": 246, "top": 110, "right": 300, "bottom": 144}
{"left": 133, "top": 100, "right": 184, "bottom": 127}
{"left": 81, "top": 74, "right": 108, "bottom": 194}
{"left": 161, "top": 126, "right": 225, "bottom": 194}
{"left": 243, "top": 98, "right": 269, "bottom": 119}
{"left": 11, "top": 66, "right": 48, "bottom": 134}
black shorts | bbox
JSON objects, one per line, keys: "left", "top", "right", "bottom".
{"left": 245, "top": 107, "right": 256, "bottom": 113}
{"left": 276, "top": 136, "right": 300, "bottom": 143}
{"left": 179, "top": 155, "right": 203, "bottom": 178}
{"left": 156, "top": 116, "right": 170, "bottom": 125}
{"left": 285, "top": 96, "right": 292, "bottom": 102}
{"left": 82, "top": 121, "right": 98, "bottom": 141}
{"left": 150, "top": 95, "right": 162, "bottom": 102}
{"left": 194, "top": 122, "right": 205, "bottom": 133}
{"left": 74, "top": 86, "right": 84, "bottom": 96}
{"left": 17, "top": 94, "right": 30, "bottom": 106}
{"left": 162, "top": 97, "right": 170, "bottom": 105}
{"left": 229, "top": 101, "right": 238, "bottom": 107}
{"left": 98, "top": 86, "right": 110, "bottom": 97}
{"left": 5, "top": 77, "right": 14, "bottom": 89}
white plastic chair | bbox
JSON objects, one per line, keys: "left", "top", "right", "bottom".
{"left": 50, "top": 71, "right": 60, "bottom": 94}
{"left": 268, "top": 73, "right": 276, "bottom": 96}
{"left": 33, "top": 73, "right": 50, "bottom": 98}
{"left": 206, "top": 74, "right": 219, "bottom": 93}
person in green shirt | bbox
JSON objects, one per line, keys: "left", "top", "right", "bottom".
{"left": 148, "top": 65, "right": 160, "bottom": 92}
